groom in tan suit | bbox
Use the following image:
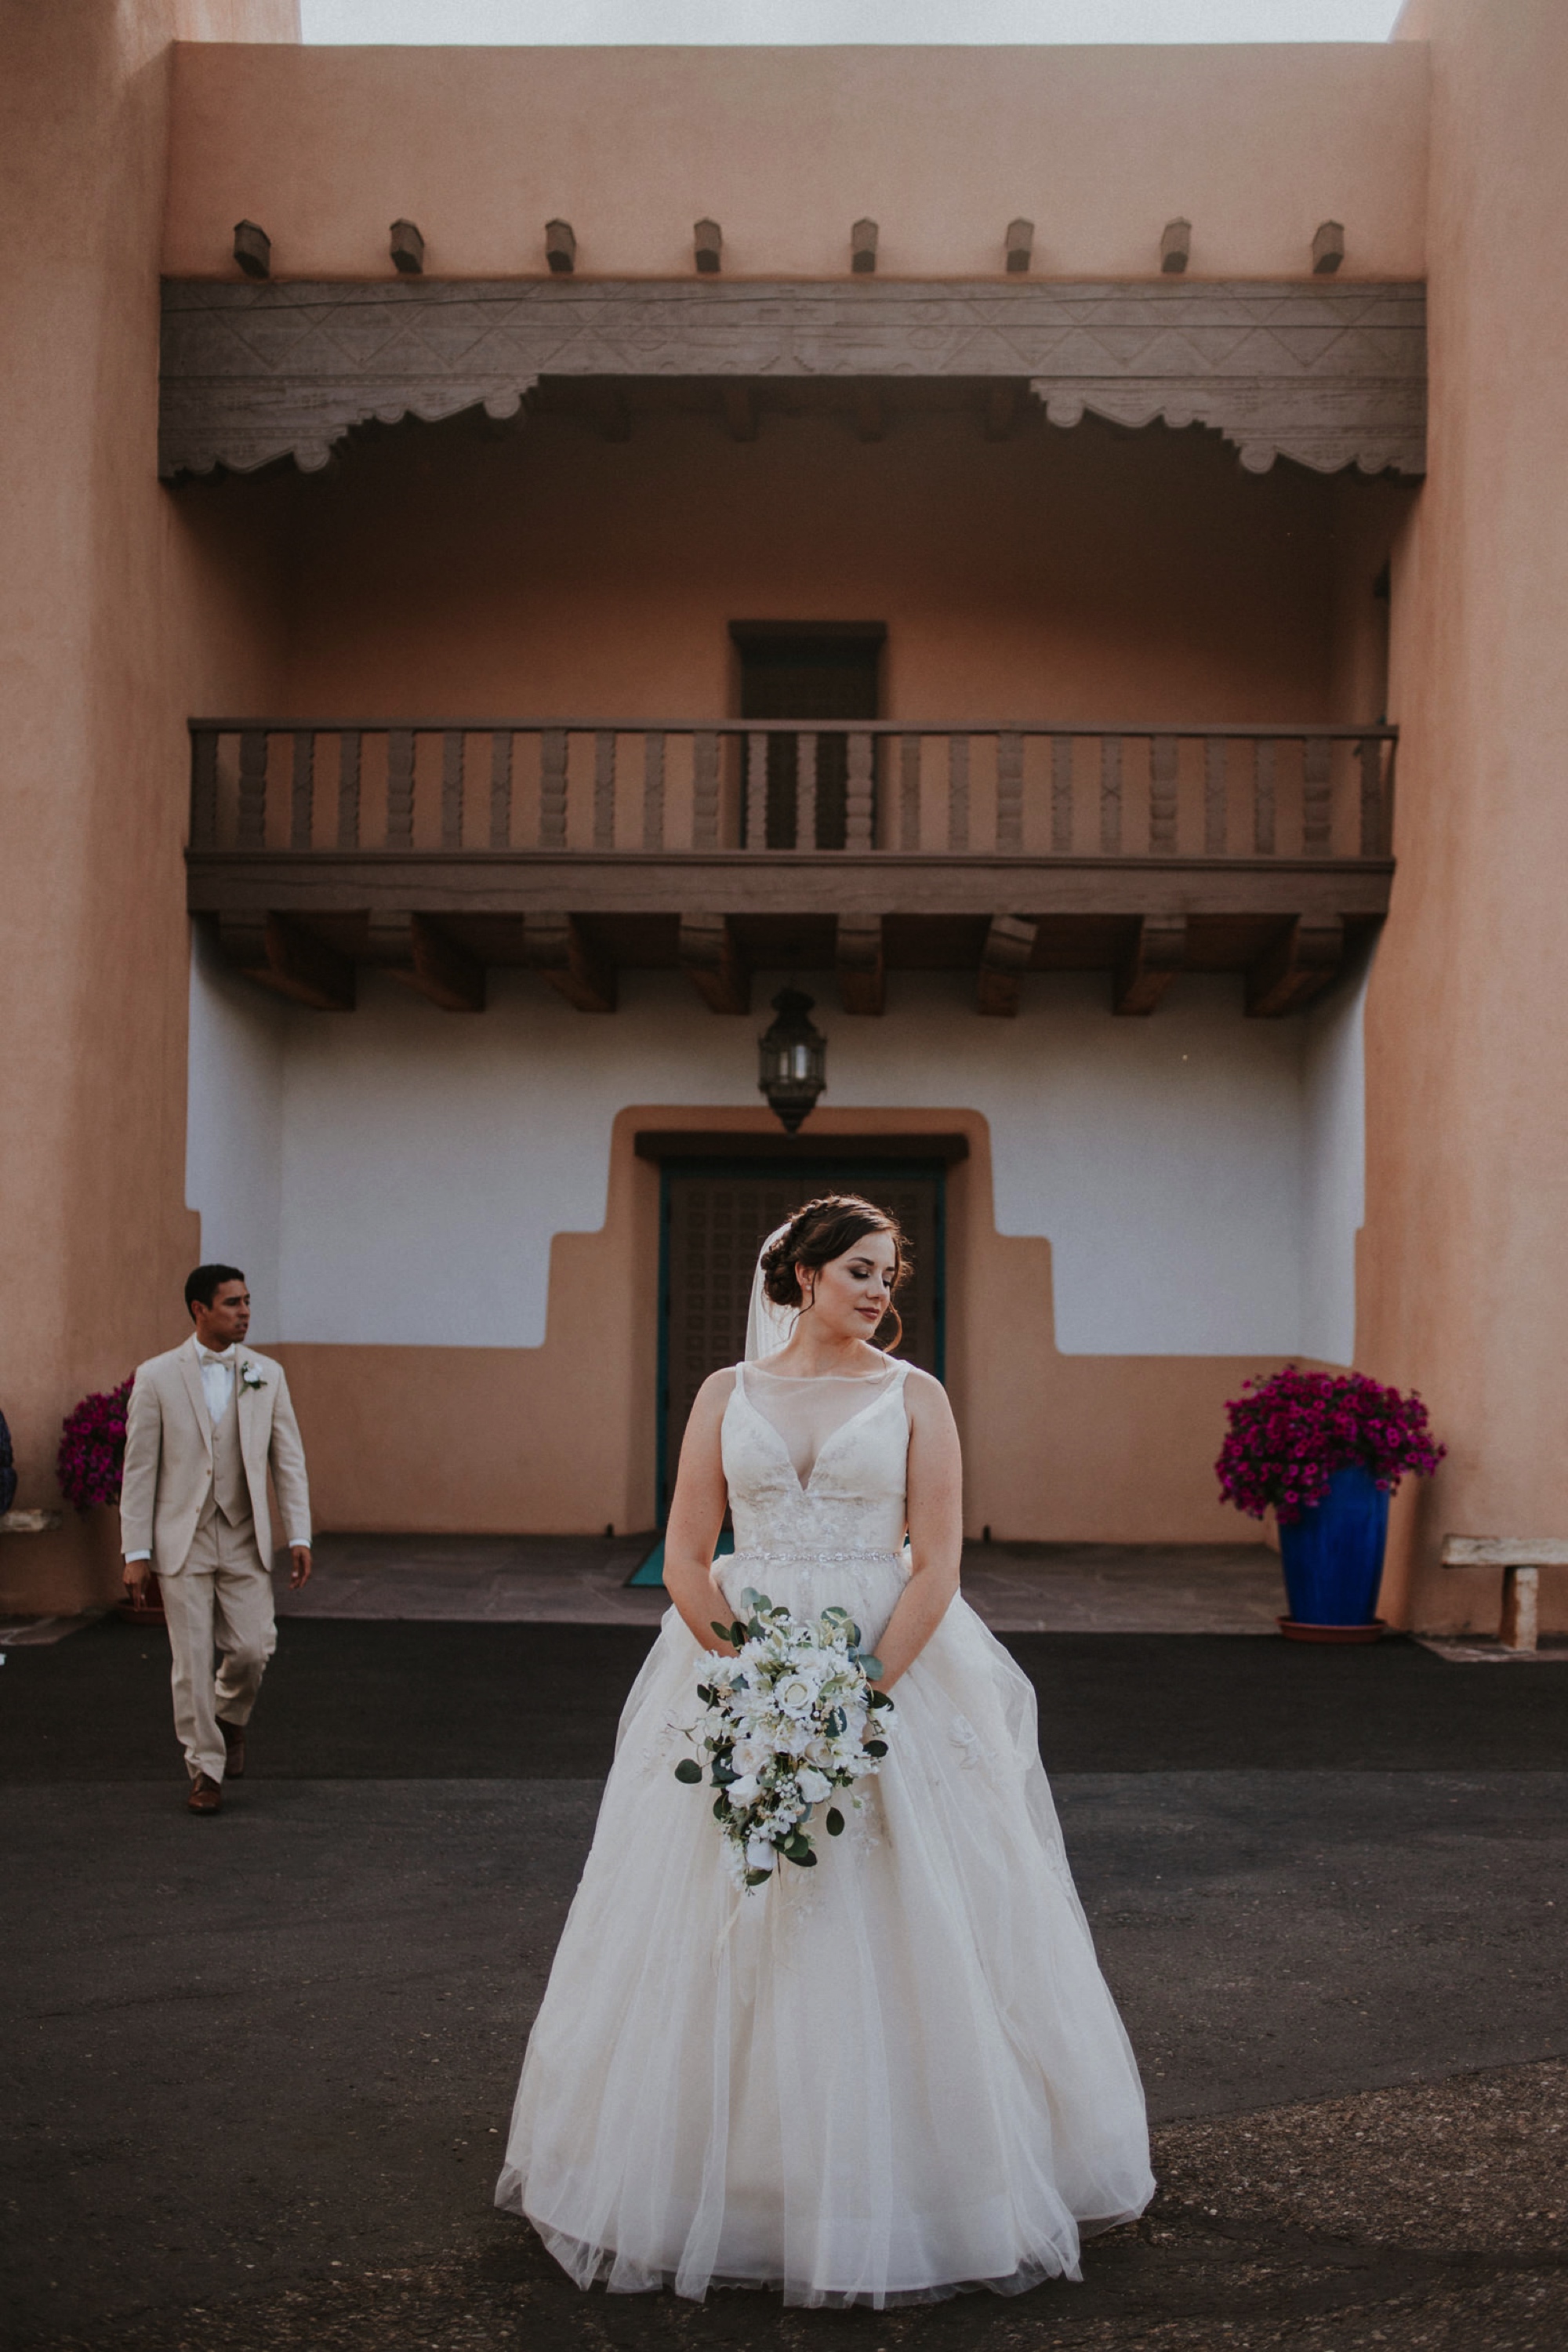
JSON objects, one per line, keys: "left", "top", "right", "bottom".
{"left": 121, "top": 1265, "right": 312, "bottom": 1813}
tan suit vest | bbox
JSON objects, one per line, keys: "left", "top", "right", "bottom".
{"left": 197, "top": 1376, "right": 252, "bottom": 1534}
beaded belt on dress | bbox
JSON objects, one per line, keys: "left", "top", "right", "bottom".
{"left": 729, "top": 1548, "right": 904, "bottom": 1565}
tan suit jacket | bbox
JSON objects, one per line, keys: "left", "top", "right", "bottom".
{"left": 119, "top": 1340, "right": 311, "bottom": 1574}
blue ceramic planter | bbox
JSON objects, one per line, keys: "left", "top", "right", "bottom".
{"left": 1277, "top": 1465, "right": 1390, "bottom": 1627}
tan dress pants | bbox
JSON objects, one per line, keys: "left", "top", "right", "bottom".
{"left": 158, "top": 1517, "right": 278, "bottom": 1784}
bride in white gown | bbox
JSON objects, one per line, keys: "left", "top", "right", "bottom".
{"left": 496, "top": 1195, "right": 1153, "bottom": 2307}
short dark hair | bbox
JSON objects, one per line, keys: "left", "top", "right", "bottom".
{"left": 185, "top": 1264, "right": 247, "bottom": 1317}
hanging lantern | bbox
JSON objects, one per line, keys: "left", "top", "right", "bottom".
{"left": 757, "top": 987, "right": 826, "bottom": 1134}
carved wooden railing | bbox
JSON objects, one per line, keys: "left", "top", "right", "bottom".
{"left": 188, "top": 719, "right": 1396, "bottom": 864}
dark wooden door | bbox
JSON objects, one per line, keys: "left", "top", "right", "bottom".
{"left": 660, "top": 1161, "right": 943, "bottom": 1519}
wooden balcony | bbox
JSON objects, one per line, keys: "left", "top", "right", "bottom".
{"left": 187, "top": 717, "right": 1396, "bottom": 1018}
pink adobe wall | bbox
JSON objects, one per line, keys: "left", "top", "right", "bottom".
{"left": 163, "top": 42, "right": 1428, "bottom": 283}
{"left": 1363, "top": 0, "right": 1568, "bottom": 1634}
{"left": 195, "top": 403, "right": 1407, "bottom": 725}
{"left": 0, "top": 0, "right": 298, "bottom": 1619}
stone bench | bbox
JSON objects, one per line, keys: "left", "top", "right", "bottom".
{"left": 1440, "top": 1537, "right": 1568, "bottom": 1651}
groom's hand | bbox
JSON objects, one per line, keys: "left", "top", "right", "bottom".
{"left": 289, "top": 1544, "right": 313, "bottom": 1590}
{"left": 122, "top": 1558, "right": 152, "bottom": 1602}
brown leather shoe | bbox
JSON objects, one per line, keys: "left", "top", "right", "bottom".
{"left": 187, "top": 1771, "right": 223, "bottom": 1814}
{"left": 220, "top": 1719, "right": 246, "bottom": 1779}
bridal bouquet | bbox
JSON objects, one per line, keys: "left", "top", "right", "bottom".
{"left": 675, "top": 1590, "right": 895, "bottom": 1890}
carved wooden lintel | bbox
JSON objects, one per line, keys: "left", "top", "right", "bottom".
{"left": 216, "top": 913, "right": 354, "bottom": 1010}
{"left": 1114, "top": 913, "right": 1187, "bottom": 1015}
{"left": 160, "top": 278, "right": 1425, "bottom": 481}
{"left": 1246, "top": 913, "right": 1345, "bottom": 1017}
{"left": 977, "top": 913, "right": 1038, "bottom": 1016}
{"left": 368, "top": 913, "right": 485, "bottom": 1011}
{"left": 836, "top": 916, "right": 885, "bottom": 1014}
{"left": 528, "top": 913, "right": 615, "bottom": 1011}
{"left": 679, "top": 913, "right": 750, "bottom": 1013}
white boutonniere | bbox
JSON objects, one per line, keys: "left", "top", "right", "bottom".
{"left": 239, "top": 1360, "right": 267, "bottom": 1391}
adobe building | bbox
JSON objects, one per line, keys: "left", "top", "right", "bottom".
{"left": 2, "top": 0, "right": 1564, "bottom": 1635}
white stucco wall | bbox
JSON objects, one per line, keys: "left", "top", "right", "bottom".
{"left": 187, "top": 954, "right": 1367, "bottom": 1359}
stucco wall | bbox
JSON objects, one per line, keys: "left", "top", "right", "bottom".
{"left": 183, "top": 953, "right": 1366, "bottom": 1537}
{"left": 0, "top": 0, "right": 298, "bottom": 1617}
{"left": 163, "top": 42, "right": 1428, "bottom": 281}
{"left": 1365, "top": 0, "right": 1568, "bottom": 1634}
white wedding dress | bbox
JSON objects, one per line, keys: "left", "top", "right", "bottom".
{"left": 496, "top": 1356, "right": 1154, "bottom": 2307}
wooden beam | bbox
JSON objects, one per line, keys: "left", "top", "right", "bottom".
{"left": 368, "top": 914, "right": 485, "bottom": 1011}
{"left": 545, "top": 219, "right": 576, "bottom": 274}
{"left": 977, "top": 913, "right": 1037, "bottom": 1016}
{"left": 1312, "top": 220, "right": 1345, "bottom": 275}
{"left": 232, "top": 220, "right": 270, "bottom": 279}
{"left": 678, "top": 913, "right": 750, "bottom": 1013}
{"left": 837, "top": 916, "right": 885, "bottom": 1014}
{"left": 1114, "top": 914, "right": 1187, "bottom": 1015}
{"left": 1004, "top": 217, "right": 1034, "bottom": 274}
{"left": 1247, "top": 914, "right": 1344, "bottom": 1016}
{"left": 854, "top": 385, "right": 885, "bottom": 444}
{"left": 528, "top": 914, "right": 615, "bottom": 1011}
{"left": 694, "top": 218, "right": 722, "bottom": 274}
{"left": 851, "top": 218, "right": 878, "bottom": 275}
{"left": 1160, "top": 218, "right": 1192, "bottom": 275}
{"left": 722, "top": 383, "right": 757, "bottom": 442}
{"left": 389, "top": 220, "right": 425, "bottom": 275}
{"left": 216, "top": 913, "right": 354, "bottom": 1010}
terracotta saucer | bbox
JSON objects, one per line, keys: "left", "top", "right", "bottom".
{"left": 1278, "top": 1617, "right": 1386, "bottom": 1645}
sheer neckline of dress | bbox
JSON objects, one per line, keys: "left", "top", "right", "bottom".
{"left": 739, "top": 1359, "right": 905, "bottom": 1487}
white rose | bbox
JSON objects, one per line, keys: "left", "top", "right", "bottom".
{"left": 797, "top": 1766, "right": 831, "bottom": 1804}
{"left": 777, "top": 1675, "right": 815, "bottom": 1715}
{"left": 727, "top": 1773, "right": 761, "bottom": 1804}
{"left": 745, "top": 1836, "right": 777, "bottom": 1874}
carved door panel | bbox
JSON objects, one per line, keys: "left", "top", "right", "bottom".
{"left": 660, "top": 1165, "right": 942, "bottom": 1519}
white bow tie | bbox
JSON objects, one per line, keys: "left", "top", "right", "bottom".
{"left": 199, "top": 1350, "right": 234, "bottom": 1367}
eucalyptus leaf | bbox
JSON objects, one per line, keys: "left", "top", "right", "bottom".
{"left": 713, "top": 1794, "right": 730, "bottom": 1820}
{"left": 826, "top": 1808, "right": 845, "bottom": 1836}
{"left": 864, "top": 1738, "right": 887, "bottom": 1758}
{"left": 859, "top": 1654, "right": 883, "bottom": 1680}
{"left": 786, "top": 1846, "right": 818, "bottom": 1868}
{"left": 673, "top": 1759, "right": 702, "bottom": 1784}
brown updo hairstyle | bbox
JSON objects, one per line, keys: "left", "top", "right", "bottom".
{"left": 760, "top": 1195, "right": 911, "bottom": 1352}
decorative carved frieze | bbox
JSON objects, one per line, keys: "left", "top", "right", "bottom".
{"left": 158, "top": 277, "right": 1426, "bottom": 481}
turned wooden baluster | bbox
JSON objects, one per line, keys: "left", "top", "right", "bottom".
{"left": 1204, "top": 736, "right": 1227, "bottom": 856}
{"left": 1303, "top": 737, "right": 1332, "bottom": 854}
{"left": 641, "top": 731, "right": 665, "bottom": 851}
{"left": 898, "top": 735, "right": 920, "bottom": 851}
{"left": 692, "top": 731, "right": 720, "bottom": 849}
{"left": 1099, "top": 736, "right": 1123, "bottom": 855}
{"left": 237, "top": 730, "right": 268, "bottom": 849}
{"left": 1051, "top": 736, "right": 1073, "bottom": 854}
{"left": 947, "top": 735, "right": 969, "bottom": 853}
{"left": 539, "top": 728, "right": 568, "bottom": 849}
{"left": 488, "top": 731, "right": 512, "bottom": 850}
{"left": 746, "top": 731, "right": 768, "bottom": 850}
{"left": 337, "top": 731, "right": 362, "bottom": 848}
{"left": 441, "top": 731, "right": 465, "bottom": 850}
{"left": 593, "top": 731, "right": 616, "bottom": 851}
{"left": 1359, "top": 737, "right": 1387, "bottom": 856}
{"left": 290, "top": 731, "right": 315, "bottom": 851}
{"left": 798, "top": 732, "right": 818, "bottom": 851}
{"left": 387, "top": 728, "right": 416, "bottom": 850}
{"left": 996, "top": 731, "right": 1024, "bottom": 852}
{"left": 1150, "top": 735, "right": 1178, "bottom": 855}
{"left": 846, "top": 732, "right": 875, "bottom": 850}
{"left": 1254, "top": 737, "right": 1276, "bottom": 855}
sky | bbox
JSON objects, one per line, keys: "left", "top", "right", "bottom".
{"left": 303, "top": 0, "right": 1406, "bottom": 45}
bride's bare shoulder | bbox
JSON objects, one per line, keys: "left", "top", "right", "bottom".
{"left": 898, "top": 1364, "right": 957, "bottom": 1417}
{"left": 693, "top": 1365, "right": 741, "bottom": 1410}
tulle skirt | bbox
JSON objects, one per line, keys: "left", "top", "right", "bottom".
{"left": 496, "top": 1585, "right": 1153, "bottom": 2307}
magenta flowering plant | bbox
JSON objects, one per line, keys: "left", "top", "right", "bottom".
{"left": 1217, "top": 1367, "right": 1444, "bottom": 1525}
{"left": 56, "top": 1377, "right": 134, "bottom": 1512}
